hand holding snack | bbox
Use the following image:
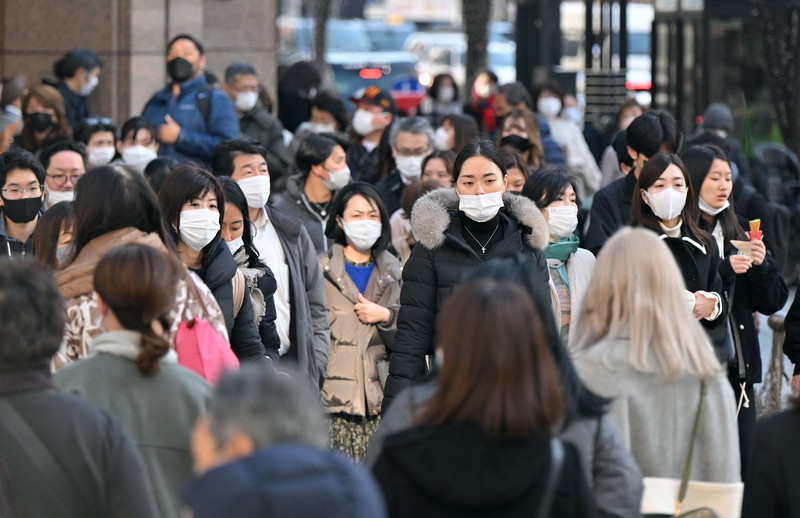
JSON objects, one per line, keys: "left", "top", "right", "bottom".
{"left": 749, "top": 219, "right": 763, "bottom": 241}
{"left": 750, "top": 239, "right": 766, "bottom": 265}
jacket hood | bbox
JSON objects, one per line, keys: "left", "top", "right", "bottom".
{"left": 410, "top": 188, "right": 549, "bottom": 251}
{"left": 283, "top": 173, "right": 305, "bottom": 202}
{"left": 379, "top": 424, "right": 550, "bottom": 508}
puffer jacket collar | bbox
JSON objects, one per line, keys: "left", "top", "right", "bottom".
{"left": 410, "top": 188, "right": 549, "bottom": 252}
{"left": 201, "top": 240, "right": 238, "bottom": 290}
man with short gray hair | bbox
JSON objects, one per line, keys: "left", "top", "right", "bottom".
{"left": 184, "top": 366, "right": 387, "bottom": 518}
{"left": 376, "top": 116, "right": 434, "bottom": 216}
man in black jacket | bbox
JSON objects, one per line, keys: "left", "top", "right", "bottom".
{"left": 0, "top": 261, "right": 159, "bottom": 518}
{"left": 584, "top": 110, "right": 681, "bottom": 255}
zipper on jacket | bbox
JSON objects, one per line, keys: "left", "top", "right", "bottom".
{"left": 299, "top": 193, "right": 329, "bottom": 252}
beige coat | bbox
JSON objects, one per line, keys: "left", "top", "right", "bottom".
{"left": 320, "top": 245, "right": 401, "bottom": 417}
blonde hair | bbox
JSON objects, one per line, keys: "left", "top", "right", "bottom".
{"left": 572, "top": 227, "right": 720, "bottom": 380}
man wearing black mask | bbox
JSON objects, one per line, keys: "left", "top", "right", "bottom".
{"left": 142, "top": 34, "right": 239, "bottom": 164}
{"left": 0, "top": 149, "right": 46, "bottom": 258}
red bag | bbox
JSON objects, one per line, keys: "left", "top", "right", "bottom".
{"left": 176, "top": 274, "right": 240, "bottom": 384}
{"left": 176, "top": 318, "right": 239, "bottom": 384}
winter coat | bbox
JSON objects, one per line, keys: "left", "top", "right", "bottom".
{"left": 319, "top": 245, "right": 401, "bottom": 416}
{"left": 54, "top": 227, "right": 229, "bottom": 369}
{"left": 346, "top": 141, "right": 380, "bottom": 183}
{"left": 375, "top": 170, "right": 406, "bottom": 217}
{"left": 701, "top": 217, "right": 788, "bottom": 384}
{"left": 193, "top": 239, "right": 268, "bottom": 364}
{"left": 183, "top": 444, "right": 388, "bottom": 518}
{"left": 382, "top": 189, "right": 550, "bottom": 408}
{"left": 574, "top": 336, "right": 741, "bottom": 483}
{"left": 55, "top": 330, "right": 210, "bottom": 518}
{"left": 742, "top": 407, "right": 800, "bottom": 518}
{"left": 239, "top": 103, "right": 292, "bottom": 188}
{"left": 267, "top": 205, "right": 330, "bottom": 388}
{"left": 372, "top": 421, "right": 597, "bottom": 518}
{"left": 141, "top": 75, "right": 239, "bottom": 163}
{"left": 0, "top": 368, "right": 159, "bottom": 518}
{"left": 243, "top": 262, "right": 281, "bottom": 362}
{"left": 584, "top": 172, "right": 636, "bottom": 255}
{"left": 537, "top": 113, "right": 567, "bottom": 167}
{"left": 548, "top": 247, "right": 596, "bottom": 348}
{"left": 366, "top": 380, "right": 641, "bottom": 518}
{"left": 55, "top": 80, "right": 90, "bottom": 132}
{"left": 0, "top": 209, "right": 34, "bottom": 258}
{"left": 547, "top": 117, "right": 602, "bottom": 197}
{"left": 271, "top": 174, "right": 334, "bottom": 253}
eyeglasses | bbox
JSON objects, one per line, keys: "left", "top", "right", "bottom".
{"left": 394, "top": 147, "right": 430, "bottom": 157}
{"left": 84, "top": 117, "right": 113, "bottom": 126}
{"left": 46, "top": 173, "right": 83, "bottom": 187}
{"left": 2, "top": 184, "right": 43, "bottom": 200}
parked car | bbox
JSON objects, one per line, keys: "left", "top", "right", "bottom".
{"left": 278, "top": 17, "right": 425, "bottom": 113}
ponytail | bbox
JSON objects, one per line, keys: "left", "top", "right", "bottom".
{"left": 136, "top": 316, "right": 170, "bottom": 375}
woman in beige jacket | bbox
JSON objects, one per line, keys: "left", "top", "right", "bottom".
{"left": 319, "top": 182, "right": 401, "bottom": 462}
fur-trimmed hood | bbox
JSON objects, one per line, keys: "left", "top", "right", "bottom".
{"left": 410, "top": 189, "right": 549, "bottom": 251}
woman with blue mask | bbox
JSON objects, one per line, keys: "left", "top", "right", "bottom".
{"left": 382, "top": 139, "right": 550, "bottom": 410}
{"left": 631, "top": 152, "right": 729, "bottom": 361}
{"left": 219, "top": 176, "right": 281, "bottom": 362}
{"left": 319, "top": 182, "right": 401, "bottom": 462}
{"left": 523, "top": 169, "right": 595, "bottom": 347}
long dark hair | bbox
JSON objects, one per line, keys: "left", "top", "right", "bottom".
{"left": 94, "top": 244, "right": 182, "bottom": 375}
{"left": 416, "top": 278, "right": 564, "bottom": 439}
{"left": 681, "top": 144, "right": 746, "bottom": 249}
{"left": 32, "top": 201, "right": 74, "bottom": 269}
{"left": 157, "top": 164, "right": 225, "bottom": 268}
{"left": 71, "top": 166, "right": 175, "bottom": 263}
{"left": 469, "top": 254, "right": 608, "bottom": 424}
{"left": 220, "top": 176, "right": 264, "bottom": 268}
{"left": 631, "top": 153, "right": 712, "bottom": 248}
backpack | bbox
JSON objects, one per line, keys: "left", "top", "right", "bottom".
{"left": 175, "top": 273, "right": 239, "bottom": 384}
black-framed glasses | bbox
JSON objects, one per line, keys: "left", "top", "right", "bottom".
{"left": 45, "top": 173, "right": 83, "bottom": 187}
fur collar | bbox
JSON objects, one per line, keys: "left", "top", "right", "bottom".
{"left": 410, "top": 189, "right": 549, "bottom": 251}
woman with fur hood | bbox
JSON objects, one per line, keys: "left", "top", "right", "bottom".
{"left": 382, "top": 139, "right": 550, "bottom": 409}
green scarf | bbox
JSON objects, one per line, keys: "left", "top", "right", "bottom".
{"left": 544, "top": 234, "right": 580, "bottom": 263}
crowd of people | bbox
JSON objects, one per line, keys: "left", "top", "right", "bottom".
{"left": 1, "top": 32, "right": 799, "bottom": 517}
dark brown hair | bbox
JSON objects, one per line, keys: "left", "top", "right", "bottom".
{"left": 32, "top": 200, "right": 74, "bottom": 269}
{"left": 416, "top": 278, "right": 564, "bottom": 438}
{"left": 441, "top": 113, "right": 479, "bottom": 154}
{"left": 496, "top": 107, "right": 544, "bottom": 168}
{"left": 631, "top": 152, "right": 712, "bottom": 248}
{"left": 20, "top": 84, "right": 71, "bottom": 151}
{"left": 94, "top": 243, "right": 182, "bottom": 375}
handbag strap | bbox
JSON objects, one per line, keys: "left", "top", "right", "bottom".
{"left": 536, "top": 438, "right": 565, "bottom": 518}
{"left": 676, "top": 380, "right": 708, "bottom": 515}
{"left": 0, "top": 399, "right": 77, "bottom": 514}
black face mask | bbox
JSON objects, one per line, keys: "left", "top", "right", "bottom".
{"left": 167, "top": 57, "right": 194, "bottom": 83}
{"left": 500, "top": 134, "right": 532, "bottom": 153}
{"left": 2, "top": 196, "right": 43, "bottom": 224}
{"left": 27, "top": 112, "right": 53, "bottom": 133}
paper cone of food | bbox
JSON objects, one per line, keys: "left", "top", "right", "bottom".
{"left": 730, "top": 240, "right": 752, "bottom": 255}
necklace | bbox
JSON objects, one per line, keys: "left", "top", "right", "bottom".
{"left": 463, "top": 224, "right": 499, "bottom": 254}
{"left": 302, "top": 193, "right": 331, "bottom": 217}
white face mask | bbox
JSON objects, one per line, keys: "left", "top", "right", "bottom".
{"left": 343, "top": 220, "right": 382, "bottom": 251}
{"left": 395, "top": 155, "right": 425, "bottom": 182}
{"left": 235, "top": 91, "right": 258, "bottom": 112}
{"left": 237, "top": 175, "right": 270, "bottom": 208}
{"left": 352, "top": 109, "right": 379, "bottom": 136}
{"left": 323, "top": 166, "right": 351, "bottom": 191}
{"left": 644, "top": 188, "right": 687, "bottom": 222}
{"left": 459, "top": 191, "right": 504, "bottom": 222}
{"left": 88, "top": 146, "right": 115, "bottom": 167}
{"left": 434, "top": 127, "right": 450, "bottom": 151}
{"left": 547, "top": 205, "right": 579, "bottom": 239}
{"left": 122, "top": 145, "right": 158, "bottom": 167}
{"left": 438, "top": 86, "right": 455, "bottom": 103}
{"left": 55, "top": 246, "right": 71, "bottom": 266}
{"left": 226, "top": 236, "right": 244, "bottom": 255}
{"left": 562, "top": 106, "right": 583, "bottom": 126}
{"left": 47, "top": 189, "right": 75, "bottom": 206}
{"left": 474, "top": 82, "right": 490, "bottom": 98}
{"left": 308, "top": 122, "right": 337, "bottom": 134}
{"left": 79, "top": 74, "right": 98, "bottom": 96}
{"left": 537, "top": 97, "right": 562, "bottom": 118}
{"left": 699, "top": 197, "right": 730, "bottom": 216}
{"left": 4, "top": 105, "right": 21, "bottom": 120}
{"left": 179, "top": 208, "right": 220, "bottom": 251}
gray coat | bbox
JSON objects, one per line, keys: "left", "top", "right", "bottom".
{"left": 267, "top": 205, "right": 330, "bottom": 388}
{"left": 271, "top": 174, "right": 333, "bottom": 253}
{"left": 365, "top": 381, "right": 644, "bottom": 518}
{"left": 573, "top": 336, "right": 741, "bottom": 483}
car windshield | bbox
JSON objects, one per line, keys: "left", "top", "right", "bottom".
{"left": 288, "top": 20, "right": 373, "bottom": 54}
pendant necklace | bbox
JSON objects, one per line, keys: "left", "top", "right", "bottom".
{"left": 464, "top": 224, "right": 500, "bottom": 254}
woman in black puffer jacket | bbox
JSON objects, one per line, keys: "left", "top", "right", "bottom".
{"left": 383, "top": 139, "right": 550, "bottom": 409}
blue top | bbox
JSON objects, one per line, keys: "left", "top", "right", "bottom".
{"left": 345, "top": 261, "right": 375, "bottom": 294}
{"left": 141, "top": 75, "right": 239, "bottom": 163}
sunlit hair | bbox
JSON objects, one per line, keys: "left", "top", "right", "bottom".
{"left": 496, "top": 107, "right": 544, "bottom": 169}
{"left": 416, "top": 278, "right": 564, "bottom": 438}
{"left": 572, "top": 228, "right": 721, "bottom": 380}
